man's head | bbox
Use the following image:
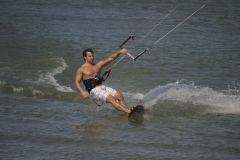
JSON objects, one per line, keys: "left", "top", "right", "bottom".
{"left": 82, "top": 48, "right": 94, "bottom": 63}
{"left": 82, "top": 48, "right": 93, "bottom": 60}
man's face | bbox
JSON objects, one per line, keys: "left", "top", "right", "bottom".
{"left": 84, "top": 51, "right": 94, "bottom": 63}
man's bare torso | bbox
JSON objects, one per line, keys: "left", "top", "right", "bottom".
{"left": 80, "top": 63, "right": 101, "bottom": 80}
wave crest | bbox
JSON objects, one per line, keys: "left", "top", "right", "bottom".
{"left": 37, "top": 57, "right": 75, "bottom": 92}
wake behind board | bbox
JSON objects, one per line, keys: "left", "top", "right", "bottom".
{"left": 128, "top": 105, "right": 145, "bottom": 118}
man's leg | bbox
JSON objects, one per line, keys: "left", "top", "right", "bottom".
{"left": 92, "top": 85, "right": 130, "bottom": 114}
{"left": 106, "top": 94, "right": 131, "bottom": 114}
{"left": 113, "top": 92, "right": 129, "bottom": 109}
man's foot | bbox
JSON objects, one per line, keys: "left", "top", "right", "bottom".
{"left": 128, "top": 105, "right": 145, "bottom": 117}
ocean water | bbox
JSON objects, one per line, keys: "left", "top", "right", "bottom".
{"left": 1, "top": 0, "right": 240, "bottom": 159}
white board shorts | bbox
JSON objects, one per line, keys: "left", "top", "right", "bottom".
{"left": 90, "top": 85, "right": 116, "bottom": 102}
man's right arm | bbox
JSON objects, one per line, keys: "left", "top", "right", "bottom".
{"left": 75, "top": 68, "right": 89, "bottom": 99}
{"left": 99, "top": 48, "right": 128, "bottom": 68}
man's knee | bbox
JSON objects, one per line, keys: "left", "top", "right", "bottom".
{"left": 106, "top": 94, "right": 115, "bottom": 103}
{"left": 114, "top": 92, "right": 124, "bottom": 100}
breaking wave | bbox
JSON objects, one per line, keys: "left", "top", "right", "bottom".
{"left": 37, "top": 57, "right": 75, "bottom": 93}
{"left": 0, "top": 81, "right": 82, "bottom": 102}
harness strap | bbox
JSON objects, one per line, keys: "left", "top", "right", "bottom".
{"left": 83, "top": 78, "right": 98, "bottom": 93}
{"left": 102, "top": 67, "right": 112, "bottom": 81}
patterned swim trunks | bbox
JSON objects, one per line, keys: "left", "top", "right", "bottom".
{"left": 90, "top": 85, "right": 116, "bottom": 102}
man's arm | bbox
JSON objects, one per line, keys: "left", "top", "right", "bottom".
{"left": 75, "top": 68, "right": 89, "bottom": 99}
{"left": 99, "top": 48, "right": 128, "bottom": 67}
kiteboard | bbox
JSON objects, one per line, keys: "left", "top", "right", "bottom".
{"left": 128, "top": 105, "right": 145, "bottom": 118}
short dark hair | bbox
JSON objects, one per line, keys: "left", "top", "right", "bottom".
{"left": 82, "top": 48, "right": 94, "bottom": 60}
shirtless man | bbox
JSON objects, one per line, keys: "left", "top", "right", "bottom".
{"left": 75, "top": 48, "right": 131, "bottom": 114}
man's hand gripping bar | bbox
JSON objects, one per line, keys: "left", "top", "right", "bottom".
{"left": 120, "top": 35, "right": 135, "bottom": 60}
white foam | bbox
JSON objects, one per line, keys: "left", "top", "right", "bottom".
{"left": 13, "top": 87, "right": 24, "bottom": 92}
{"left": 131, "top": 93, "right": 145, "bottom": 100}
{"left": 0, "top": 81, "right": 6, "bottom": 86}
{"left": 12, "top": 86, "right": 46, "bottom": 96}
{"left": 38, "top": 57, "right": 75, "bottom": 92}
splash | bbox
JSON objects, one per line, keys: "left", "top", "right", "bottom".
{"left": 131, "top": 80, "right": 240, "bottom": 114}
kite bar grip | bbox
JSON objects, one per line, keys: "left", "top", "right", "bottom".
{"left": 134, "top": 48, "right": 150, "bottom": 61}
{"left": 127, "top": 53, "right": 135, "bottom": 60}
{"left": 119, "top": 35, "right": 135, "bottom": 48}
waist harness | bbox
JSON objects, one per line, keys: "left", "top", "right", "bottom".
{"left": 83, "top": 75, "right": 104, "bottom": 93}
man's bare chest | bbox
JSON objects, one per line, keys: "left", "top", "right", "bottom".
{"left": 82, "top": 66, "right": 100, "bottom": 78}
